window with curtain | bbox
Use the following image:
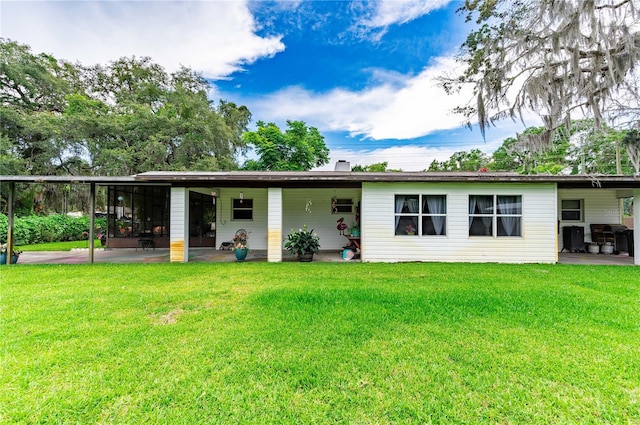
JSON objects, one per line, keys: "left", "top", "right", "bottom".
{"left": 422, "top": 195, "right": 447, "bottom": 235}
{"left": 497, "top": 195, "right": 522, "bottom": 236}
{"left": 394, "top": 195, "right": 447, "bottom": 236}
{"left": 469, "top": 195, "right": 522, "bottom": 237}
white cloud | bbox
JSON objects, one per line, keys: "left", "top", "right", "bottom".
{"left": 353, "top": 0, "right": 453, "bottom": 41}
{"left": 363, "top": 0, "right": 452, "bottom": 28}
{"left": 250, "top": 56, "right": 474, "bottom": 140}
{"left": 1, "top": 0, "right": 284, "bottom": 79}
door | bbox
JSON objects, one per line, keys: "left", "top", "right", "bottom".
{"left": 189, "top": 192, "right": 216, "bottom": 247}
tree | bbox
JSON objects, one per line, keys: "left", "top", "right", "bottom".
{"left": 488, "top": 126, "right": 570, "bottom": 174}
{"left": 351, "top": 162, "right": 389, "bottom": 172}
{"left": 1, "top": 40, "right": 254, "bottom": 214}
{"left": 427, "top": 149, "right": 489, "bottom": 171}
{"left": 443, "top": 0, "right": 640, "bottom": 152}
{"left": 622, "top": 129, "right": 640, "bottom": 174}
{"left": 242, "top": 120, "right": 330, "bottom": 171}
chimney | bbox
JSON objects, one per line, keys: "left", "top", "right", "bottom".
{"left": 334, "top": 160, "right": 350, "bottom": 171}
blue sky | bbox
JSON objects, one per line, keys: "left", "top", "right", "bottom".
{"left": 1, "top": 0, "right": 530, "bottom": 170}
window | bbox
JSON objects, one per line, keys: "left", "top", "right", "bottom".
{"left": 422, "top": 195, "right": 447, "bottom": 236}
{"left": 331, "top": 198, "right": 353, "bottom": 213}
{"left": 232, "top": 198, "right": 253, "bottom": 220}
{"left": 469, "top": 195, "right": 522, "bottom": 237}
{"left": 107, "top": 185, "right": 169, "bottom": 238}
{"left": 561, "top": 199, "right": 583, "bottom": 221}
{"left": 394, "top": 195, "right": 447, "bottom": 236}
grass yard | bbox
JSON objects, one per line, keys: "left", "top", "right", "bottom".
{"left": 2, "top": 262, "right": 639, "bottom": 423}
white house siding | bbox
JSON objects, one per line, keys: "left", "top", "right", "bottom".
{"left": 170, "top": 187, "right": 188, "bottom": 262}
{"left": 204, "top": 187, "right": 360, "bottom": 253}
{"left": 558, "top": 188, "right": 623, "bottom": 246}
{"left": 361, "top": 182, "right": 558, "bottom": 263}
{"left": 210, "top": 187, "right": 270, "bottom": 250}
{"left": 282, "top": 188, "right": 361, "bottom": 252}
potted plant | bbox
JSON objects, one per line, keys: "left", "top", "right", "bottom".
{"left": 0, "top": 244, "right": 22, "bottom": 265}
{"left": 405, "top": 223, "right": 416, "bottom": 235}
{"left": 284, "top": 225, "right": 320, "bottom": 262}
{"left": 232, "top": 230, "right": 250, "bottom": 262}
{"left": 349, "top": 222, "right": 360, "bottom": 237}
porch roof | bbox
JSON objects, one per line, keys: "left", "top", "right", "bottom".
{"left": 2, "top": 171, "right": 640, "bottom": 189}
{"left": 134, "top": 171, "right": 640, "bottom": 190}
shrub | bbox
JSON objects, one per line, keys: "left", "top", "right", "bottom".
{"left": 284, "top": 225, "right": 321, "bottom": 256}
{"left": 0, "top": 214, "right": 107, "bottom": 245}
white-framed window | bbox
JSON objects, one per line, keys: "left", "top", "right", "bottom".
{"left": 232, "top": 198, "right": 253, "bottom": 220}
{"left": 394, "top": 195, "right": 447, "bottom": 236}
{"left": 561, "top": 199, "right": 583, "bottom": 221}
{"left": 469, "top": 195, "right": 522, "bottom": 237}
{"left": 331, "top": 198, "right": 353, "bottom": 214}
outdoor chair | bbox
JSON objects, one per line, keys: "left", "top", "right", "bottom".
{"left": 136, "top": 231, "right": 155, "bottom": 251}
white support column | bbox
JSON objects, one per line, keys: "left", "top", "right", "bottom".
{"left": 267, "top": 187, "right": 283, "bottom": 262}
{"left": 634, "top": 189, "right": 639, "bottom": 265}
{"left": 170, "top": 187, "right": 189, "bottom": 263}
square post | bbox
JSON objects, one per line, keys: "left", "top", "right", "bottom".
{"left": 89, "top": 183, "right": 96, "bottom": 264}
{"left": 6, "top": 182, "right": 15, "bottom": 264}
{"left": 170, "top": 187, "right": 189, "bottom": 262}
{"left": 634, "top": 189, "right": 639, "bottom": 265}
{"left": 267, "top": 187, "right": 283, "bottom": 262}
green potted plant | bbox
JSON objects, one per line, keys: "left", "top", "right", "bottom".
{"left": 0, "top": 244, "right": 22, "bottom": 265}
{"left": 349, "top": 222, "right": 360, "bottom": 237}
{"left": 232, "top": 229, "right": 250, "bottom": 262}
{"left": 284, "top": 225, "right": 320, "bottom": 262}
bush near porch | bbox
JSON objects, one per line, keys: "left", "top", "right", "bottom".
{"left": 2, "top": 263, "right": 639, "bottom": 423}
{"left": 0, "top": 214, "right": 106, "bottom": 245}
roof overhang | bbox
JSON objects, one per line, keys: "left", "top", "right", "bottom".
{"left": 2, "top": 172, "right": 639, "bottom": 189}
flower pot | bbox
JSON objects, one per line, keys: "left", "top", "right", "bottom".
{"left": 234, "top": 248, "right": 248, "bottom": 262}
{"left": 298, "top": 252, "right": 314, "bottom": 262}
{"left": 0, "top": 253, "right": 18, "bottom": 265}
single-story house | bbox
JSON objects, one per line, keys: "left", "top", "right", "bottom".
{"left": 2, "top": 166, "right": 639, "bottom": 265}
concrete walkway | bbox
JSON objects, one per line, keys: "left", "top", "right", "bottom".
{"left": 10, "top": 248, "right": 635, "bottom": 265}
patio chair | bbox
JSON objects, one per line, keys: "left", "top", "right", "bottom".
{"left": 136, "top": 231, "right": 155, "bottom": 251}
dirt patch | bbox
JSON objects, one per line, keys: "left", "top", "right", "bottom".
{"left": 154, "top": 308, "right": 184, "bottom": 325}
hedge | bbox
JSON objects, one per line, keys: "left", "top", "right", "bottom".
{"left": 0, "top": 214, "right": 107, "bottom": 245}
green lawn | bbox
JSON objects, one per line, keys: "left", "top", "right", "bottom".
{"left": 17, "top": 240, "right": 103, "bottom": 252}
{"left": 2, "top": 263, "right": 639, "bottom": 423}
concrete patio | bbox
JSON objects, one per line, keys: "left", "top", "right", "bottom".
{"left": 14, "top": 248, "right": 353, "bottom": 265}
{"left": 10, "top": 248, "right": 635, "bottom": 266}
